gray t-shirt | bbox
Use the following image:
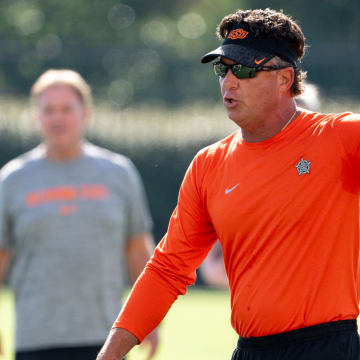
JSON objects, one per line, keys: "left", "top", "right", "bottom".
{"left": 0, "top": 142, "right": 152, "bottom": 351}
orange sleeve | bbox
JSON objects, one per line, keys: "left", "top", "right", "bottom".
{"left": 332, "top": 113, "right": 360, "bottom": 184}
{"left": 113, "top": 153, "right": 217, "bottom": 342}
{"left": 333, "top": 113, "right": 360, "bottom": 161}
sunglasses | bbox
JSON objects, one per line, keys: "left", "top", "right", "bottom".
{"left": 213, "top": 61, "right": 288, "bottom": 79}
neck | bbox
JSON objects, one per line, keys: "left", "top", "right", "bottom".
{"left": 45, "top": 142, "right": 83, "bottom": 161}
{"left": 241, "top": 102, "right": 299, "bottom": 143}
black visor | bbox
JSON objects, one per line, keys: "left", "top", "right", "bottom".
{"left": 201, "top": 22, "right": 298, "bottom": 68}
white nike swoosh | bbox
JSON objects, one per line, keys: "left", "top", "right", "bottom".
{"left": 225, "top": 183, "right": 240, "bottom": 195}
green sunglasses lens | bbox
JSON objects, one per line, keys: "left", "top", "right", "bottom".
{"left": 232, "top": 65, "right": 255, "bottom": 79}
{"left": 213, "top": 62, "right": 227, "bottom": 77}
{"left": 213, "top": 62, "right": 257, "bottom": 79}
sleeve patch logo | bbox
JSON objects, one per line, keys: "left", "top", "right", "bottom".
{"left": 295, "top": 158, "right": 311, "bottom": 175}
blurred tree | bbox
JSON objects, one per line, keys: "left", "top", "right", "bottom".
{"left": 0, "top": 0, "right": 359, "bottom": 105}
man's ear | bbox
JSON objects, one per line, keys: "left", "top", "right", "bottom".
{"left": 84, "top": 107, "right": 92, "bottom": 120}
{"left": 278, "top": 67, "right": 295, "bottom": 93}
{"left": 82, "top": 107, "right": 92, "bottom": 128}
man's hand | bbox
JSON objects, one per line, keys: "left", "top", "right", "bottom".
{"left": 96, "top": 328, "right": 138, "bottom": 360}
{"left": 140, "top": 328, "right": 159, "bottom": 360}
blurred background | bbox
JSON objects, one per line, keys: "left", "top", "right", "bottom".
{"left": 0, "top": 0, "right": 360, "bottom": 359}
{"left": 0, "top": 0, "right": 359, "bottom": 244}
{"left": 0, "top": 0, "right": 360, "bottom": 102}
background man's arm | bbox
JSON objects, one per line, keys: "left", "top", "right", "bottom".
{"left": 126, "top": 232, "right": 159, "bottom": 360}
{"left": 126, "top": 232, "right": 154, "bottom": 284}
{"left": 0, "top": 249, "right": 10, "bottom": 286}
{"left": 97, "top": 232, "right": 159, "bottom": 360}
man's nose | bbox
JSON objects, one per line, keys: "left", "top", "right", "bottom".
{"left": 220, "top": 68, "right": 239, "bottom": 90}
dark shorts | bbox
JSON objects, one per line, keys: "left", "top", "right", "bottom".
{"left": 16, "top": 344, "right": 125, "bottom": 360}
{"left": 231, "top": 320, "right": 360, "bottom": 360}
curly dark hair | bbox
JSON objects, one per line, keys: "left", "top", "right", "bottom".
{"left": 217, "top": 8, "right": 307, "bottom": 96}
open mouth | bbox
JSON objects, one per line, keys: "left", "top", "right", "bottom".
{"left": 224, "top": 96, "right": 236, "bottom": 106}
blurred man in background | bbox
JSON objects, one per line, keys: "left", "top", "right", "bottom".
{"left": 0, "top": 69, "right": 158, "bottom": 360}
{"left": 98, "top": 8, "right": 360, "bottom": 360}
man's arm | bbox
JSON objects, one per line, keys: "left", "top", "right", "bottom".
{"left": 125, "top": 232, "right": 159, "bottom": 360}
{"left": 97, "top": 328, "right": 139, "bottom": 360}
{"left": 97, "top": 233, "right": 158, "bottom": 360}
{"left": 97, "top": 232, "right": 156, "bottom": 360}
{"left": 125, "top": 232, "right": 154, "bottom": 284}
{"left": 98, "top": 154, "right": 217, "bottom": 359}
{"left": 0, "top": 249, "right": 10, "bottom": 287}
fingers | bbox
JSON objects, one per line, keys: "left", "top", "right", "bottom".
{"left": 144, "top": 329, "right": 159, "bottom": 360}
{"left": 145, "top": 341, "right": 158, "bottom": 360}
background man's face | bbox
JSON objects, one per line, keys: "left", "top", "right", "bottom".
{"left": 37, "top": 85, "right": 88, "bottom": 151}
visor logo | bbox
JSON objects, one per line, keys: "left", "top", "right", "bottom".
{"left": 228, "top": 28, "right": 249, "bottom": 40}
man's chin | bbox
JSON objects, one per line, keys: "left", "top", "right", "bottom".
{"left": 226, "top": 111, "right": 244, "bottom": 127}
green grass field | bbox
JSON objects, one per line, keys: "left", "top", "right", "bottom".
{"left": 0, "top": 290, "right": 15, "bottom": 360}
{"left": 0, "top": 287, "right": 237, "bottom": 360}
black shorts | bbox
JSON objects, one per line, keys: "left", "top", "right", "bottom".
{"left": 232, "top": 320, "right": 360, "bottom": 360}
{"left": 16, "top": 344, "right": 125, "bottom": 360}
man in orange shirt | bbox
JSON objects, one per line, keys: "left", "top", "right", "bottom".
{"left": 199, "top": 81, "right": 322, "bottom": 290}
{"left": 97, "top": 8, "right": 360, "bottom": 360}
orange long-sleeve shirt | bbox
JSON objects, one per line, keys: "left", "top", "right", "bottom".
{"left": 115, "top": 110, "right": 360, "bottom": 341}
